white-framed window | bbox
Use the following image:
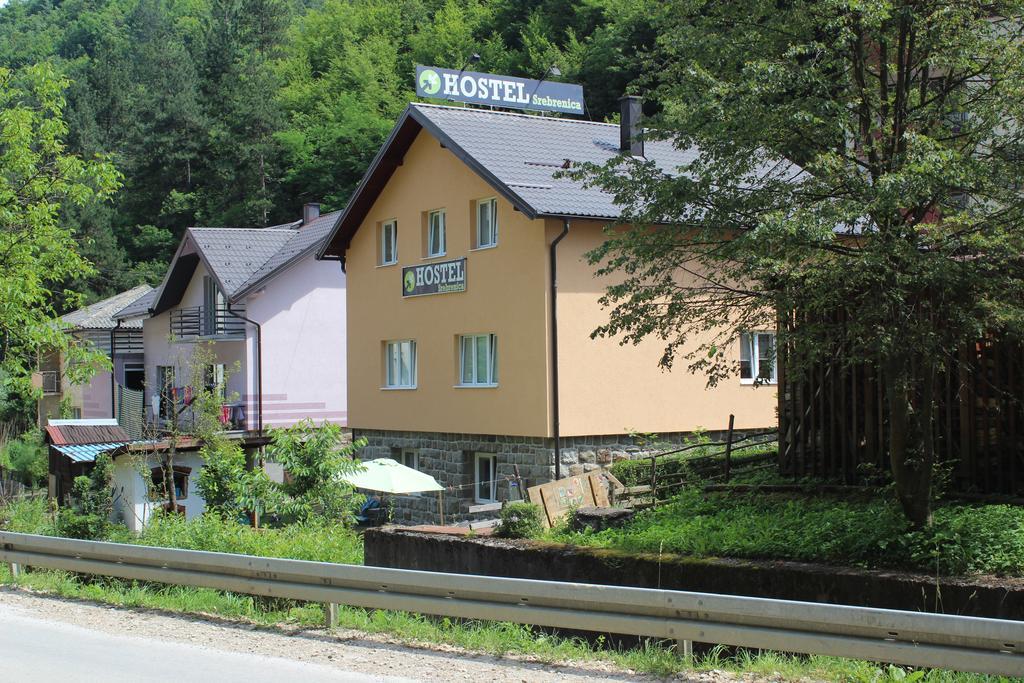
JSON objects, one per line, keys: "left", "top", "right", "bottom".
{"left": 380, "top": 220, "right": 397, "bottom": 265}
{"left": 397, "top": 448, "right": 418, "bottom": 470}
{"left": 475, "top": 198, "right": 497, "bottom": 248}
{"left": 394, "top": 448, "right": 421, "bottom": 496}
{"left": 474, "top": 453, "right": 497, "bottom": 503}
{"left": 740, "top": 332, "right": 777, "bottom": 384}
{"left": 459, "top": 334, "right": 498, "bottom": 386}
{"left": 427, "top": 209, "right": 446, "bottom": 257}
{"left": 384, "top": 340, "right": 417, "bottom": 389}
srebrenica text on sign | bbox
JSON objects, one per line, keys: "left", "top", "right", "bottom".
{"left": 416, "top": 65, "right": 584, "bottom": 115}
{"left": 402, "top": 258, "right": 467, "bottom": 297}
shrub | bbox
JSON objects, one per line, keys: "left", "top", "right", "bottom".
{"left": 0, "top": 429, "right": 47, "bottom": 487}
{"left": 494, "top": 502, "right": 544, "bottom": 539}
{"left": 55, "top": 453, "right": 115, "bottom": 539}
{"left": 0, "top": 496, "right": 53, "bottom": 534}
{"left": 254, "top": 419, "right": 365, "bottom": 525}
{"left": 196, "top": 437, "right": 246, "bottom": 517}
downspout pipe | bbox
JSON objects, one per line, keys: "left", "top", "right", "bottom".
{"left": 226, "top": 304, "right": 263, "bottom": 435}
{"left": 549, "top": 219, "right": 570, "bottom": 480}
{"left": 110, "top": 320, "right": 122, "bottom": 419}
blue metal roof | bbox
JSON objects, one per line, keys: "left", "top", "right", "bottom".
{"left": 52, "top": 442, "right": 127, "bottom": 463}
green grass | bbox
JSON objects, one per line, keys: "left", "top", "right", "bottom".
{"left": 0, "top": 564, "right": 1009, "bottom": 682}
{"left": 0, "top": 498, "right": 363, "bottom": 565}
{"left": 550, "top": 487, "right": 1024, "bottom": 576}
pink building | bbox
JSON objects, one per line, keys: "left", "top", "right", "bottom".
{"left": 115, "top": 204, "right": 347, "bottom": 434}
{"left": 37, "top": 285, "right": 152, "bottom": 426}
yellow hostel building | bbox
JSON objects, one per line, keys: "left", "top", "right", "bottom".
{"left": 319, "top": 98, "right": 777, "bottom": 524}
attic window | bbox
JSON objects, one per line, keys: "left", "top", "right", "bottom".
{"left": 523, "top": 159, "right": 572, "bottom": 169}
{"left": 507, "top": 183, "right": 553, "bottom": 190}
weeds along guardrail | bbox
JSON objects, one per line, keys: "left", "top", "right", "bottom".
{"left": 1, "top": 530, "right": 1022, "bottom": 676}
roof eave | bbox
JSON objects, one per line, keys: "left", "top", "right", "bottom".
{"left": 317, "top": 106, "right": 419, "bottom": 260}
{"left": 318, "top": 104, "right": 545, "bottom": 260}
{"left": 150, "top": 230, "right": 235, "bottom": 316}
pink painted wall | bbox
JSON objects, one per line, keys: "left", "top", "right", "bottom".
{"left": 141, "top": 250, "right": 346, "bottom": 431}
{"left": 246, "top": 252, "right": 347, "bottom": 428}
{"left": 142, "top": 261, "right": 248, "bottom": 425}
{"left": 78, "top": 369, "right": 113, "bottom": 419}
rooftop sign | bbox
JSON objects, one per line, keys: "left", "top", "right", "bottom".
{"left": 415, "top": 65, "right": 584, "bottom": 115}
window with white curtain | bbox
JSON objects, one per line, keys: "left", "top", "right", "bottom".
{"left": 459, "top": 334, "right": 497, "bottom": 386}
{"left": 739, "top": 332, "right": 777, "bottom": 384}
{"left": 384, "top": 340, "right": 417, "bottom": 388}
{"left": 475, "top": 198, "right": 497, "bottom": 248}
{"left": 475, "top": 453, "right": 497, "bottom": 503}
{"left": 427, "top": 209, "right": 446, "bottom": 257}
{"left": 380, "top": 220, "right": 397, "bottom": 265}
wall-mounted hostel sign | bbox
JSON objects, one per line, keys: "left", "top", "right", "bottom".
{"left": 403, "top": 258, "right": 467, "bottom": 297}
{"left": 416, "top": 65, "right": 584, "bottom": 115}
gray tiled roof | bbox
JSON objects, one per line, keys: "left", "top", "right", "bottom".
{"left": 126, "top": 211, "right": 342, "bottom": 318}
{"left": 63, "top": 285, "right": 153, "bottom": 330}
{"left": 234, "top": 210, "right": 343, "bottom": 298}
{"left": 188, "top": 227, "right": 297, "bottom": 297}
{"left": 322, "top": 103, "right": 800, "bottom": 257}
{"left": 411, "top": 103, "right": 699, "bottom": 220}
{"left": 114, "top": 289, "right": 156, "bottom": 321}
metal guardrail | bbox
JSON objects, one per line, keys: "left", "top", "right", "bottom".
{"left": 0, "top": 530, "right": 1022, "bottom": 676}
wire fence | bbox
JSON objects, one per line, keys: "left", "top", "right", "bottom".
{"left": 614, "top": 415, "right": 779, "bottom": 507}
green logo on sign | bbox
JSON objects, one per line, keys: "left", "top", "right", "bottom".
{"left": 418, "top": 69, "right": 441, "bottom": 95}
{"left": 404, "top": 271, "right": 416, "bottom": 293}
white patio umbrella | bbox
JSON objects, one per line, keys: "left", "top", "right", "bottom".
{"left": 341, "top": 458, "right": 443, "bottom": 494}
{"left": 343, "top": 458, "right": 447, "bottom": 524}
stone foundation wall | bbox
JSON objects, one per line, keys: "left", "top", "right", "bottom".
{"left": 353, "top": 427, "right": 761, "bottom": 524}
{"left": 364, "top": 528, "right": 1024, "bottom": 620}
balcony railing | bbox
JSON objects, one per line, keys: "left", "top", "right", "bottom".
{"left": 147, "top": 401, "right": 247, "bottom": 433}
{"left": 40, "top": 371, "right": 61, "bottom": 395}
{"left": 169, "top": 306, "right": 246, "bottom": 339}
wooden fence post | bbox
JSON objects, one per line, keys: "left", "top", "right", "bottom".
{"left": 649, "top": 455, "right": 658, "bottom": 507}
{"left": 724, "top": 414, "right": 736, "bottom": 482}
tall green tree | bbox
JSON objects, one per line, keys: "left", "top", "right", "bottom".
{"left": 578, "top": 1, "right": 1024, "bottom": 526}
{"left": 0, "top": 62, "right": 120, "bottom": 396}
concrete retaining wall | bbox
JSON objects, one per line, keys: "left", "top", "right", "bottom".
{"left": 364, "top": 527, "right": 1024, "bottom": 619}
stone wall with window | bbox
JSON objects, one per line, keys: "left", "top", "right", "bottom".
{"left": 354, "top": 428, "right": 742, "bottom": 525}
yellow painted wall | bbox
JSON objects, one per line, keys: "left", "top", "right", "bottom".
{"left": 346, "top": 130, "right": 552, "bottom": 436}
{"left": 551, "top": 219, "right": 777, "bottom": 434}
{"left": 347, "top": 128, "right": 777, "bottom": 437}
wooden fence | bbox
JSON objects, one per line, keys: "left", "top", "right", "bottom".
{"left": 778, "top": 324, "right": 1024, "bottom": 496}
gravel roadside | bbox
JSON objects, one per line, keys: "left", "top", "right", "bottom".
{"left": 0, "top": 587, "right": 767, "bottom": 682}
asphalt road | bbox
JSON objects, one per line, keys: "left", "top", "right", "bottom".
{"left": 0, "top": 606, "right": 411, "bottom": 683}
{"left": 0, "top": 589, "right": 658, "bottom": 682}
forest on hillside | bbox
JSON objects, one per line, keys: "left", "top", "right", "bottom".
{"left": 0, "top": 0, "right": 656, "bottom": 304}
